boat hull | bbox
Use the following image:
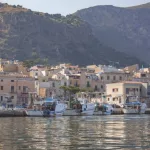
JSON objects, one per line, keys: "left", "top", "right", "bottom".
{"left": 63, "top": 109, "right": 81, "bottom": 116}
{"left": 25, "top": 110, "right": 43, "bottom": 117}
{"left": 123, "top": 109, "right": 146, "bottom": 114}
{"left": 81, "top": 109, "right": 94, "bottom": 116}
{"left": 81, "top": 103, "right": 95, "bottom": 116}
{"left": 55, "top": 103, "right": 66, "bottom": 116}
{"left": 94, "top": 111, "right": 112, "bottom": 115}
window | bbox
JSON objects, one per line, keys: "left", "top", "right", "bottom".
{"left": 112, "top": 88, "right": 118, "bottom": 92}
{"left": 23, "top": 86, "right": 27, "bottom": 92}
{"left": 113, "top": 98, "right": 115, "bottom": 101}
{"left": 107, "top": 76, "right": 110, "bottom": 80}
{"left": 52, "top": 82, "right": 55, "bottom": 87}
{"left": 19, "top": 86, "right": 21, "bottom": 90}
{"left": 101, "top": 85, "right": 104, "bottom": 89}
{"left": 108, "top": 98, "right": 110, "bottom": 101}
{"left": 119, "top": 98, "right": 121, "bottom": 103}
{"left": 126, "top": 88, "right": 129, "bottom": 94}
{"left": 101, "top": 76, "right": 103, "bottom": 80}
{"left": 11, "top": 96, "right": 14, "bottom": 99}
{"left": 1, "top": 86, "right": 3, "bottom": 90}
{"left": 87, "top": 81, "right": 90, "bottom": 87}
{"left": 75, "top": 81, "right": 78, "bottom": 87}
{"left": 94, "top": 85, "right": 98, "bottom": 91}
{"left": 70, "top": 80, "right": 72, "bottom": 85}
{"left": 1, "top": 79, "right": 3, "bottom": 82}
{"left": 64, "top": 82, "right": 67, "bottom": 86}
{"left": 11, "top": 86, "right": 14, "bottom": 92}
{"left": 141, "top": 74, "right": 146, "bottom": 77}
{"left": 11, "top": 80, "right": 14, "bottom": 82}
{"left": 120, "top": 76, "right": 122, "bottom": 80}
{"left": 113, "top": 76, "right": 116, "bottom": 80}
{"left": 1, "top": 96, "right": 3, "bottom": 101}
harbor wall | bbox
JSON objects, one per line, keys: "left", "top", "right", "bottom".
{"left": 0, "top": 110, "right": 26, "bottom": 117}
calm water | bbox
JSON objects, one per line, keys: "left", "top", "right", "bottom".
{"left": 0, "top": 115, "right": 150, "bottom": 150}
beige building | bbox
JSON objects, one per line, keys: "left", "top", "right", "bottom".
{"left": 36, "top": 79, "right": 62, "bottom": 98}
{"left": 0, "top": 59, "right": 29, "bottom": 76}
{"left": 106, "top": 81, "right": 148, "bottom": 105}
{"left": 0, "top": 73, "right": 35, "bottom": 107}
{"left": 124, "top": 64, "right": 139, "bottom": 74}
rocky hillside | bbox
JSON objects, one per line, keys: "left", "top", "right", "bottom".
{"left": 76, "top": 3, "right": 150, "bottom": 63}
{"left": 128, "top": 2, "right": 150, "bottom": 9}
{"left": 0, "top": 3, "right": 145, "bottom": 66}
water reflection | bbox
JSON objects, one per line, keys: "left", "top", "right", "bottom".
{"left": 0, "top": 115, "right": 150, "bottom": 149}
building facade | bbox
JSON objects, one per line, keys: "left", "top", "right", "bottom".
{"left": 0, "top": 74, "right": 35, "bottom": 107}
{"left": 106, "top": 81, "right": 148, "bottom": 105}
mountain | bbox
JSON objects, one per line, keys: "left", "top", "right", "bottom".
{"left": 128, "top": 2, "right": 150, "bottom": 9}
{"left": 75, "top": 3, "right": 150, "bottom": 63}
{"left": 0, "top": 3, "right": 145, "bottom": 66}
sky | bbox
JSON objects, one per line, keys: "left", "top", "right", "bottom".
{"left": 1, "top": 0, "right": 150, "bottom": 15}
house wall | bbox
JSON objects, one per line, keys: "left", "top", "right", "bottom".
{"left": 0, "top": 76, "right": 35, "bottom": 107}
{"left": 106, "top": 82, "right": 147, "bottom": 105}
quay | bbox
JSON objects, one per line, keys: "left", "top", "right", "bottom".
{"left": 0, "top": 110, "right": 26, "bottom": 117}
{"left": 145, "top": 108, "right": 150, "bottom": 114}
{"left": 0, "top": 109, "right": 150, "bottom": 117}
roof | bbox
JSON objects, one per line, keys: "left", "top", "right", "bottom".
{"left": 106, "top": 81, "right": 144, "bottom": 85}
{"left": 87, "top": 65, "right": 97, "bottom": 69}
{"left": 121, "top": 81, "right": 143, "bottom": 84}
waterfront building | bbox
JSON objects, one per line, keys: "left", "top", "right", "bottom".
{"left": 106, "top": 81, "right": 148, "bottom": 105}
{"left": 0, "top": 73, "right": 36, "bottom": 107}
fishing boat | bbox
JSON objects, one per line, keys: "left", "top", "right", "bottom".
{"left": 123, "top": 101, "right": 147, "bottom": 114}
{"left": 63, "top": 100, "right": 82, "bottom": 116}
{"left": 0, "top": 106, "right": 5, "bottom": 110}
{"left": 25, "top": 98, "right": 67, "bottom": 117}
{"left": 94, "top": 103, "right": 113, "bottom": 115}
{"left": 78, "top": 98, "right": 95, "bottom": 115}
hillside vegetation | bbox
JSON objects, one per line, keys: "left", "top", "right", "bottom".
{"left": 0, "top": 3, "right": 145, "bottom": 66}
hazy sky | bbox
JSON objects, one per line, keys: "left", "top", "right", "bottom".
{"left": 2, "top": 0, "right": 150, "bottom": 15}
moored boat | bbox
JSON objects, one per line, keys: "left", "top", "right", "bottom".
{"left": 123, "top": 101, "right": 147, "bottom": 114}
{"left": 79, "top": 98, "right": 95, "bottom": 116}
{"left": 94, "top": 103, "right": 113, "bottom": 115}
{"left": 25, "top": 98, "right": 66, "bottom": 117}
{"left": 26, "top": 109, "right": 43, "bottom": 117}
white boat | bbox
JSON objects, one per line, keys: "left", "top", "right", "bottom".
{"left": 0, "top": 106, "right": 5, "bottom": 110}
{"left": 26, "top": 109, "right": 43, "bottom": 117}
{"left": 55, "top": 103, "right": 67, "bottom": 116}
{"left": 123, "top": 101, "right": 147, "bottom": 114}
{"left": 25, "top": 98, "right": 66, "bottom": 117}
{"left": 78, "top": 99, "right": 95, "bottom": 115}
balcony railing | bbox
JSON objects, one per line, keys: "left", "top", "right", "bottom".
{"left": 10, "top": 91, "right": 17, "bottom": 93}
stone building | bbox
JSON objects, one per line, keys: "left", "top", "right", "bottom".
{"left": 0, "top": 73, "right": 35, "bottom": 107}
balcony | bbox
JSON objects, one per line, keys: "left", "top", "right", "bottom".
{"left": 10, "top": 91, "right": 17, "bottom": 94}
{"left": 21, "top": 92, "right": 29, "bottom": 94}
